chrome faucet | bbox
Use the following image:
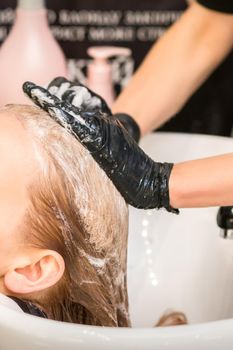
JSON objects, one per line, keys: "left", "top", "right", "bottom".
{"left": 217, "top": 206, "right": 233, "bottom": 239}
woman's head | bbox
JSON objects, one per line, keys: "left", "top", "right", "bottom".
{"left": 0, "top": 104, "right": 129, "bottom": 327}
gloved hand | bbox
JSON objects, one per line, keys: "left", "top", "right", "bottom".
{"left": 47, "top": 77, "right": 141, "bottom": 143}
{"left": 23, "top": 81, "right": 178, "bottom": 213}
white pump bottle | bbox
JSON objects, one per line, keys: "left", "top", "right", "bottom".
{"left": 0, "top": 0, "right": 68, "bottom": 106}
{"left": 87, "top": 46, "right": 131, "bottom": 107}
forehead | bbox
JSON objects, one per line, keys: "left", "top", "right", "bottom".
{"left": 0, "top": 110, "right": 30, "bottom": 152}
{"left": 0, "top": 109, "right": 37, "bottom": 235}
{"left": 0, "top": 109, "right": 36, "bottom": 177}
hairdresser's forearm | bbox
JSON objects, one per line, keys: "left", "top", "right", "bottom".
{"left": 112, "top": 2, "right": 233, "bottom": 136}
{"left": 169, "top": 153, "right": 233, "bottom": 208}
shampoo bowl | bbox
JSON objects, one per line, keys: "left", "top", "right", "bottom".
{"left": 1, "top": 132, "right": 233, "bottom": 350}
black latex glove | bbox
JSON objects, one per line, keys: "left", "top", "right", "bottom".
{"left": 47, "top": 77, "right": 141, "bottom": 143}
{"left": 23, "top": 81, "right": 178, "bottom": 213}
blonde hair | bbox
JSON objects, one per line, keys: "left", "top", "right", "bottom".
{"left": 155, "top": 311, "right": 188, "bottom": 327}
{"left": 6, "top": 104, "right": 130, "bottom": 327}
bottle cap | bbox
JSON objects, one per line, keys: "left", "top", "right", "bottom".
{"left": 18, "top": 0, "right": 45, "bottom": 10}
{"left": 87, "top": 46, "right": 131, "bottom": 62}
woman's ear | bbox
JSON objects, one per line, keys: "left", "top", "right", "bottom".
{"left": 4, "top": 250, "right": 65, "bottom": 294}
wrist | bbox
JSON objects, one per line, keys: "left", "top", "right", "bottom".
{"left": 157, "top": 162, "right": 179, "bottom": 214}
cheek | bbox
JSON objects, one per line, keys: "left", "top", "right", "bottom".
{"left": 0, "top": 199, "right": 27, "bottom": 237}
{"left": 0, "top": 201, "right": 27, "bottom": 275}
{"left": 0, "top": 157, "right": 28, "bottom": 236}
{"left": 0, "top": 232, "right": 20, "bottom": 276}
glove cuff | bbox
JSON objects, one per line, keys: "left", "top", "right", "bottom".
{"left": 113, "top": 113, "right": 141, "bottom": 143}
{"left": 158, "top": 163, "right": 179, "bottom": 214}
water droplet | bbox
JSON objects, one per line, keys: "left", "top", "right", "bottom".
{"left": 151, "top": 279, "right": 158, "bottom": 286}
{"left": 142, "top": 219, "right": 149, "bottom": 227}
{"left": 149, "top": 271, "right": 156, "bottom": 278}
{"left": 141, "top": 229, "right": 148, "bottom": 237}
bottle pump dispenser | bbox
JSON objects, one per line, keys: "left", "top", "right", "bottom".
{"left": 87, "top": 46, "right": 131, "bottom": 107}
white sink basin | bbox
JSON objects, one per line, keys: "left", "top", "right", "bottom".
{"left": 1, "top": 132, "right": 233, "bottom": 350}
{"left": 128, "top": 132, "right": 233, "bottom": 327}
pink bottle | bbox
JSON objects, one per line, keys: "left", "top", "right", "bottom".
{"left": 87, "top": 46, "right": 131, "bottom": 107}
{"left": 0, "top": 0, "right": 68, "bottom": 106}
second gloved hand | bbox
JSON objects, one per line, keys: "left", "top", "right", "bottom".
{"left": 47, "top": 77, "right": 141, "bottom": 143}
{"left": 23, "top": 81, "right": 178, "bottom": 213}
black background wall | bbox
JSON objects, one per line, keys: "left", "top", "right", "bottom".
{"left": 0, "top": 0, "right": 232, "bottom": 135}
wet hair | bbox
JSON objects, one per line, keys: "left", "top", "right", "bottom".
{"left": 155, "top": 310, "right": 188, "bottom": 327}
{"left": 5, "top": 104, "right": 130, "bottom": 327}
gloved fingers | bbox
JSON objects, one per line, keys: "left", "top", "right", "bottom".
{"left": 47, "top": 76, "right": 72, "bottom": 100}
{"left": 47, "top": 76, "right": 112, "bottom": 115}
{"left": 23, "top": 81, "right": 62, "bottom": 110}
{"left": 47, "top": 77, "right": 100, "bottom": 109}
{"left": 23, "top": 81, "right": 104, "bottom": 147}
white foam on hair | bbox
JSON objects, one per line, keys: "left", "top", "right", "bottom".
{"left": 79, "top": 280, "right": 99, "bottom": 286}
{"left": 80, "top": 250, "right": 106, "bottom": 269}
{"left": 21, "top": 105, "right": 130, "bottom": 325}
